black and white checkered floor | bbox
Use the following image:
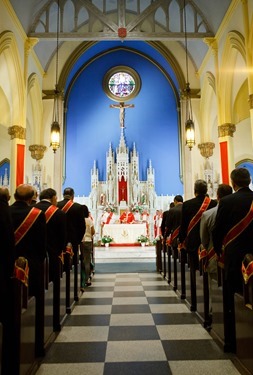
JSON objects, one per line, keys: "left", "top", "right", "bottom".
{"left": 35, "top": 263, "right": 243, "bottom": 375}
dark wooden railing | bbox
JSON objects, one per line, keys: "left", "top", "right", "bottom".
{"left": 155, "top": 241, "right": 253, "bottom": 374}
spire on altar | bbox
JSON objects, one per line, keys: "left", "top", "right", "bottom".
{"left": 89, "top": 127, "right": 156, "bottom": 211}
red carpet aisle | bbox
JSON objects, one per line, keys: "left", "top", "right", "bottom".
{"left": 35, "top": 268, "right": 244, "bottom": 375}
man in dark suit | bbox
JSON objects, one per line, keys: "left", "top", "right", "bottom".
{"left": 0, "top": 188, "right": 17, "bottom": 375}
{"left": 179, "top": 180, "right": 217, "bottom": 311}
{"left": 9, "top": 184, "right": 46, "bottom": 357}
{"left": 164, "top": 196, "right": 183, "bottom": 241}
{"left": 213, "top": 168, "right": 253, "bottom": 292}
{"left": 160, "top": 202, "right": 175, "bottom": 239}
{"left": 0, "top": 187, "right": 15, "bottom": 321}
{"left": 57, "top": 187, "right": 86, "bottom": 305}
{"left": 165, "top": 195, "right": 183, "bottom": 292}
{"left": 36, "top": 188, "right": 67, "bottom": 281}
{"left": 36, "top": 188, "right": 67, "bottom": 331}
{"left": 212, "top": 168, "right": 253, "bottom": 352}
{"left": 10, "top": 184, "right": 46, "bottom": 297}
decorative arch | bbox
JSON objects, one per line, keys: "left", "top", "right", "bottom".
{"left": 199, "top": 71, "right": 217, "bottom": 141}
{"left": 233, "top": 79, "right": 249, "bottom": 124}
{"left": 219, "top": 31, "right": 246, "bottom": 124}
{"left": 0, "top": 86, "right": 11, "bottom": 127}
{"left": 0, "top": 31, "right": 25, "bottom": 126}
{"left": 27, "top": 73, "right": 43, "bottom": 143}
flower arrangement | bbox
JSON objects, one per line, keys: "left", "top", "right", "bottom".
{"left": 131, "top": 204, "right": 144, "bottom": 214}
{"left": 105, "top": 204, "right": 117, "bottom": 213}
{"left": 101, "top": 235, "right": 113, "bottom": 244}
{"left": 152, "top": 235, "right": 162, "bottom": 245}
{"left": 137, "top": 234, "right": 149, "bottom": 243}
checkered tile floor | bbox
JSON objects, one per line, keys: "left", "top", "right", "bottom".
{"left": 36, "top": 271, "right": 242, "bottom": 375}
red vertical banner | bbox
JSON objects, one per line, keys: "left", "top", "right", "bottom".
{"left": 16, "top": 144, "right": 25, "bottom": 186}
{"left": 118, "top": 176, "right": 127, "bottom": 203}
{"left": 220, "top": 141, "right": 229, "bottom": 184}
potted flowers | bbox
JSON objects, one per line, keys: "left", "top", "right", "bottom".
{"left": 101, "top": 235, "right": 113, "bottom": 247}
{"left": 137, "top": 234, "right": 149, "bottom": 247}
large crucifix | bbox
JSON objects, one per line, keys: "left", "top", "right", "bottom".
{"left": 110, "top": 102, "right": 134, "bottom": 128}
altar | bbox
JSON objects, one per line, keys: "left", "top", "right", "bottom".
{"left": 102, "top": 223, "right": 147, "bottom": 244}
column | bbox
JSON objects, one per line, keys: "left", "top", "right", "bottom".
{"left": 240, "top": 0, "right": 253, "bottom": 147}
{"left": 218, "top": 123, "right": 236, "bottom": 184}
{"left": 8, "top": 125, "right": 26, "bottom": 190}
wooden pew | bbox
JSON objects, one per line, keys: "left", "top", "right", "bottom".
{"left": 155, "top": 239, "right": 162, "bottom": 273}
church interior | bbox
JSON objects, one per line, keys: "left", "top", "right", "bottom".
{"left": 1, "top": 0, "right": 253, "bottom": 374}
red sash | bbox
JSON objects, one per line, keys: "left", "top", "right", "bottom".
{"left": 187, "top": 196, "right": 211, "bottom": 236}
{"left": 180, "top": 196, "right": 211, "bottom": 250}
{"left": 171, "top": 226, "right": 180, "bottom": 242}
{"left": 61, "top": 201, "right": 74, "bottom": 258}
{"left": 198, "top": 246, "right": 208, "bottom": 261}
{"left": 14, "top": 207, "right": 41, "bottom": 245}
{"left": 218, "top": 201, "right": 253, "bottom": 268}
{"left": 65, "top": 243, "right": 74, "bottom": 258}
{"left": 61, "top": 200, "right": 73, "bottom": 213}
{"left": 45, "top": 205, "right": 58, "bottom": 223}
{"left": 198, "top": 246, "right": 216, "bottom": 271}
{"left": 106, "top": 212, "right": 113, "bottom": 224}
{"left": 167, "top": 226, "right": 180, "bottom": 246}
{"left": 13, "top": 257, "right": 29, "bottom": 286}
{"left": 242, "top": 259, "right": 253, "bottom": 284}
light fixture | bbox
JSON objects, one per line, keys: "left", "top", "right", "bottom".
{"left": 50, "top": 0, "right": 60, "bottom": 153}
{"left": 183, "top": 0, "right": 195, "bottom": 151}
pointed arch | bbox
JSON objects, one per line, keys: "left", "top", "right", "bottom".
{"left": 27, "top": 73, "right": 43, "bottom": 143}
{"left": 200, "top": 71, "right": 217, "bottom": 141}
{"left": 0, "top": 31, "right": 25, "bottom": 125}
{"left": 219, "top": 31, "right": 246, "bottom": 124}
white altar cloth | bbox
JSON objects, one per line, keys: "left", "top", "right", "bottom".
{"left": 103, "top": 223, "right": 147, "bottom": 244}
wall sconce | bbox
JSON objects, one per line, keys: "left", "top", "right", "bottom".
{"left": 183, "top": 1, "right": 195, "bottom": 151}
{"left": 50, "top": 0, "right": 60, "bottom": 153}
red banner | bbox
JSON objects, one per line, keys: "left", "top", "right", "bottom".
{"left": 220, "top": 141, "right": 229, "bottom": 184}
{"left": 16, "top": 144, "right": 25, "bottom": 186}
{"left": 118, "top": 176, "right": 127, "bottom": 203}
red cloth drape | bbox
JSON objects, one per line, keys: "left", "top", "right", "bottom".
{"left": 16, "top": 144, "right": 25, "bottom": 186}
{"left": 118, "top": 176, "right": 127, "bottom": 203}
{"left": 220, "top": 141, "right": 229, "bottom": 184}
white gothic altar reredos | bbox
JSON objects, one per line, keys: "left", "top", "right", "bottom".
{"left": 73, "top": 127, "right": 175, "bottom": 240}
{"left": 89, "top": 127, "right": 157, "bottom": 211}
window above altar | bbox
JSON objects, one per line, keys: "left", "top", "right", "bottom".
{"left": 103, "top": 66, "right": 141, "bottom": 102}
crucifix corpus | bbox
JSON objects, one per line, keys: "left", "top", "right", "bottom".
{"left": 110, "top": 102, "right": 134, "bottom": 128}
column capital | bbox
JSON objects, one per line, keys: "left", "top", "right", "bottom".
{"left": 218, "top": 123, "right": 236, "bottom": 137}
{"left": 8, "top": 125, "right": 26, "bottom": 140}
{"left": 203, "top": 37, "right": 218, "bottom": 56}
{"left": 25, "top": 37, "right": 39, "bottom": 56}
{"left": 248, "top": 94, "right": 253, "bottom": 109}
{"left": 198, "top": 142, "right": 215, "bottom": 158}
{"left": 29, "top": 144, "right": 47, "bottom": 160}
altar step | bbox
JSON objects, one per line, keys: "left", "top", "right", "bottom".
{"left": 94, "top": 245, "right": 156, "bottom": 263}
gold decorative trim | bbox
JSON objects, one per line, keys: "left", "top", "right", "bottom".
{"left": 218, "top": 123, "right": 236, "bottom": 137}
{"left": 248, "top": 94, "right": 253, "bottom": 110}
{"left": 198, "top": 142, "right": 215, "bottom": 158}
{"left": 25, "top": 37, "right": 39, "bottom": 56}
{"left": 8, "top": 125, "right": 26, "bottom": 140}
{"left": 28, "top": 144, "right": 47, "bottom": 160}
{"left": 42, "top": 89, "right": 64, "bottom": 100}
